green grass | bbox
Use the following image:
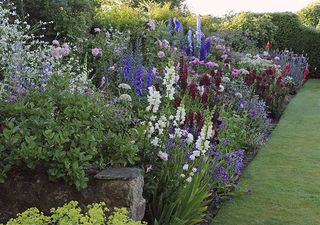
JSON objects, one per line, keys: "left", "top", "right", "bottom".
{"left": 212, "top": 79, "right": 320, "bottom": 225}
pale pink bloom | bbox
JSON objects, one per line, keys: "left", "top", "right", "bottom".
{"left": 157, "top": 51, "right": 165, "bottom": 58}
{"left": 52, "top": 39, "right": 60, "bottom": 46}
{"left": 158, "top": 151, "right": 168, "bottom": 161}
{"left": 94, "top": 27, "right": 101, "bottom": 33}
{"left": 205, "top": 61, "right": 218, "bottom": 68}
{"left": 92, "top": 48, "right": 102, "bottom": 57}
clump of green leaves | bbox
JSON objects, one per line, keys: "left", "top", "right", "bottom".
{"left": 0, "top": 73, "right": 140, "bottom": 190}
{"left": 3, "top": 201, "right": 146, "bottom": 225}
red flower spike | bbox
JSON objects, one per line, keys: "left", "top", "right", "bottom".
{"left": 196, "top": 112, "right": 203, "bottom": 130}
{"left": 189, "top": 83, "right": 198, "bottom": 100}
{"left": 215, "top": 76, "right": 222, "bottom": 89}
{"left": 199, "top": 74, "right": 211, "bottom": 86}
{"left": 188, "top": 111, "right": 194, "bottom": 128}
{"left": 181, "top": 64, "right": 188, "bottom": 91}
{"left": 175, "top": 96, "right": 181, "bottom": 108}
{"left": 201, "top": 92, "right": 209, "bottom": 105}
{"left": 210, "top": 69, "right": 215, "bottom": 76}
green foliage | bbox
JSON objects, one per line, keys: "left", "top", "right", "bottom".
{"left": 297, "top": 0, "right": 320, "bottom": 28}
{"left": 269, "top": 12, "right": 320, "bottom": 76}
{"left": 11, "top": 0, "right": 96, "bottom": 40}
{"left": 220, "top": 12, "right": 278, "bottom": 48}
{"left": 0, "top": 74, "right": 140, "bottom": 190}
{"left": 3, "top": 201, "right": 146, "bottom": 225}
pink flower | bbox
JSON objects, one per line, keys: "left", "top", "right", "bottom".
{"left": 157, "top": 51, "right": 165, "bottom": 58}
{"left": 92, "top": 48, "right": 102, "bottom": 57}
{"left": 189, "top": 58, "right": 200, "bottom": 65}
{"left": 231, "top": 69, "right": 240, "bottom": 76}
{"left": 52, "top": 39, "right": 60, "bottom": 46}
{"left": 94, "top": 27, "right": 101, "bottom": 33}
{"left": 158, "top": 151, "right": 168, "bottom": 161}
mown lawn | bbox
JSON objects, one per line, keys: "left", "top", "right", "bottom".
{"left": 212, "top": 79, "right": 320, "bottom": 225}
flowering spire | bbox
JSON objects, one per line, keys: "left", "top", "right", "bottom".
{"left": 196, "top": 15, "right": 202, "bottom": 47}
{"left": 187, "top": 27, "right": 194, "bottom": 56}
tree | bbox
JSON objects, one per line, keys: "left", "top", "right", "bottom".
{"left": 297, "top": 1, "right": 320, "bottom": 28}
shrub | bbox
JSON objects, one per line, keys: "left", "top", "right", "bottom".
{"left": 2, "top": 201, "right": 146, "bottom": 225}
{"left": 0, "top": 74, "right": 140, "bottom": 190}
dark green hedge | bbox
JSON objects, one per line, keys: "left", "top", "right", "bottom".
{"left": 269, "top": 12, "right": 320, "bottom": 77}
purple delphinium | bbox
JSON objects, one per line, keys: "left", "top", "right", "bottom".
{"left": 196, "top": 15, "right": 202, "bottom": 47}
{"left": 122, "top": 52, "right": 132, "bottom": 84}
{"left": 226, "top": 148, "right": 244, "bottom": 176}
{"left": 187, "top": 27, "right": 194, "bottom": 56}
{"left": 199, "top": 34, "right": 206, "bottom": 61}
{"left": 134, "top": 64, "right": 144, "bottom": 96}
{"left": 214, "top": 165, "right": 230, "bottom": 184}
{"left": 145, "top": 61, "right": 154, "bottom": 93}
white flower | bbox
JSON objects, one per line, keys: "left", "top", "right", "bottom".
{"left": 274, "top": 56, "right": 280, "bottom": 61}
{"left": 198, "top": 85, "right": 205, "bottom": 96}
{"left": 235, "top": 92, "right": 243, "bottom": 98}
{"left": 163, "top": 64, "right": 177, "bottom": 100}
{"left": 118, "top": 83, "right": 131, "bottom": 90}
{"left": 240, "top": 68, "right": 250, "bottom": 75}
{"left": 174, "top": 104, "right": 186, "bottom": 126}
{"left": 189, "top": 172, "right": 194, "bottom": 176}
{"left": 151, "top": 137, "right": 160, "bottom": 146}
{"left": 119, "top": 94, "right": 132, "bottom": 102}
{"left": 180, "top": 173, "right": 186, "bottom": 178}
{"left": 222, "top": 77, "right": 230, "bottom": 83}
{"left": 192, "top": 168, "right": 198, "bottom": 173}
{"left": 186, "top": 177, "right": 192, "bottom": 183}
{"left": 189, "top": 154, "right": 196, "bottom": 161}
{"left": 218, "top": 84, "right": 225, "bottom": 92}
{"left": 183, "top": 164, "right": 189, "bottom": 171}
{"left": 263, "top": 51, "right": 269, "bottom": 56}
{"left": 186, "top": 133, "right": 194, "bottom": 145}
{"left": 150, "top": 115, "right": 157, "bottom": 121}
{"left": 158, "top": 151, "right": 168, "bottom": 161}
{"left": 193, "top": 150, "right": 201, "bottom": 157}
{"left": 146, "top": 86, "right": 162, "bottom": 113}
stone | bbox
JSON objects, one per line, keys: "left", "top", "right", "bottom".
{"left": 0, "top": 166, "right": 146, "bottom": 223}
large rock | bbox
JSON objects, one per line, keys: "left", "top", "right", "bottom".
{"left": 0, "top": 167, "right": 146, "bottom": 222}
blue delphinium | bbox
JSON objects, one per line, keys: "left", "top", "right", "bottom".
{"left": 122, "top": 52, "right": 132, "bottom": 83}
{"left": 173, "top": 18, "right": 182, "bottom": 32}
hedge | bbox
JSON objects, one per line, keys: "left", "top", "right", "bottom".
{"left": 269, "top": 12, "right": 320, "bottom": 77}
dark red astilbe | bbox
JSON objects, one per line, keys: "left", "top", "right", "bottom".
{"left": 175, "top": 96, "right": 181, "bottom": 108}
{"left": 201, "top": 92, "right": 209, "bottom": 105}
{"left": 199, "top": 74, "right": 211, "bottom": 86}
{"left": 181, "top": 64, "right": 188, "bottom": 91}
{"left": 179, "top": 55, "right": 184, "bottom": 74}
{"left": 188, "top": 111, "right": 194, "bottom": 128}
{"left": 196, "top": 112, "right": 203, "bottom": 130}
{"left": 217, "top": 69, "right": 222, "bottom": 77}
{"left": 215, "top": 76, "right": 222, "bottom": 89}
{"left": 189, "top": 83, "right": 197, "bottom": 100}
{"left": 210, "top": 69, "right": 215, "bottom": 76}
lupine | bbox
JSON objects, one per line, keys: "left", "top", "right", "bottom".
{"left": 187, "top": 28, "right": 194, "bottom": 56}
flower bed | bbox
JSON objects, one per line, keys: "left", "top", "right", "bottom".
{"left": 0, "top": 3, "right": 310, "bottom": 224}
